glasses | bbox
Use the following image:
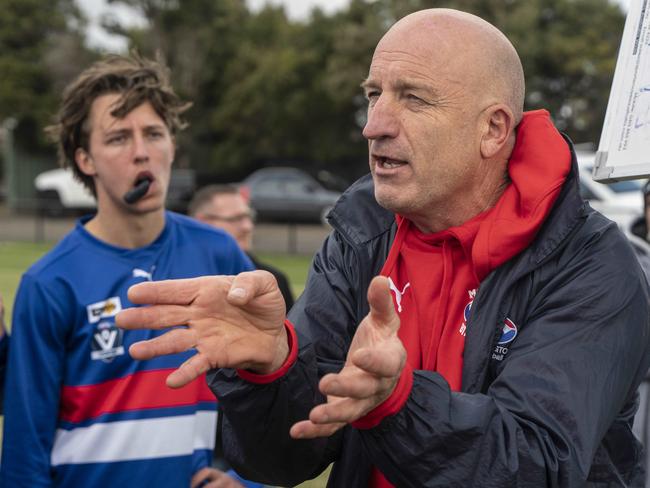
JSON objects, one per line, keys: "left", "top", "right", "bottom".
{"left": 201, "top": 210, "right": 256, "bottom": 224}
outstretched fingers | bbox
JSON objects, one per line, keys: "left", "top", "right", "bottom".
{"left": 166, "top": 352, "right": 213, "bottom": 388}
{"left": 129, "top": 327, "right": 196, "bottom": 360}
{"left": 116, "top": 304, "right": 192, "bottom": 331}
{"left": 319, "top": 366, "right": 385, "bottom": 399}
{"left": 290, "top": 417, "right": 345, "bottom": 439}
{"left": 127, "top": 277, "right": 207, "bottom": 305}
{"left": 350, "top": 343, "right": 405, "bottom": 378}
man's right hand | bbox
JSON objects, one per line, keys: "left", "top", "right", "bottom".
{"left": 116, "top": 270, "right": 287, "bottom": 388}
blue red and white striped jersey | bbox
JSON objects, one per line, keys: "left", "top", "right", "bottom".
{"left": 1, "top": 212, "right": 253, "bottom": 487}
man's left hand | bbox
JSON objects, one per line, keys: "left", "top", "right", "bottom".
{"left": 289, "top": 276, "right": 406, "bottom": 439}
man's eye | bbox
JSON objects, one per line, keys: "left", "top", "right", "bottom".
{"left": 107, "top": 135, "right": 126, "bottom": 145}
{"left": 365, "top": 91, "right": 380, "bottom": 101}
{"left": 406, "top": 93, "right": 423, "bottom": 102}
{"left": 148, "top": 131, "right": 164, "bottom": 139}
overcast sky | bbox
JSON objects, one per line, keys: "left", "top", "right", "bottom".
{"left": 78, "top": 0, "right": 632, "bottom": 52}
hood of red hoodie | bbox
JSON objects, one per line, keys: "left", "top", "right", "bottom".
{"left": 471, "top": 109, "right": 571, "bottom": 280}
{"left": 390, "top": 110, "right": 571, "bottom": 282}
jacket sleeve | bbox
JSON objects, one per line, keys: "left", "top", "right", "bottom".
{"left": 208, "top": 229, "right": 365, "bottom": 486}
{"left": 0, "top": 275, "right": 71, "bottom": 487}
{"left": 359, "top": 226, "right": 650, "bottom": 487}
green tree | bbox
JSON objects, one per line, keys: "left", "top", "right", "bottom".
{"left": 98, "top": 0, "right": 626, "bottom": 180}
{"left": 0, "top": 0, "right": 93, "bottom": 154}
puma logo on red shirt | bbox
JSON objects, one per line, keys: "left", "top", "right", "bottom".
{"left": 388, "top": 277, "right": 411, "bottom": 313}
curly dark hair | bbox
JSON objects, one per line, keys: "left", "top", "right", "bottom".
{"left": 45, "top": 53, "right": 190, "bottom": 196}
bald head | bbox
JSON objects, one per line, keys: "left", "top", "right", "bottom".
{"left": 376, "top": 9, "right": 524, "bottom": 123}
{"left": 362, "top": 8, "right": 526, "bottom": 232}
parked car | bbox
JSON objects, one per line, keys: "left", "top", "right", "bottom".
{"left": 34, "top": 167, "right": 196, "bottom": 216}
{"left": 34, "top": 168, "right": 95, "bottom": 216}
{"left": 577, "top": 151, "right": 645, "bottom": 231}
{"left": 241, "top": 167, "right": 342, "bottom": 225}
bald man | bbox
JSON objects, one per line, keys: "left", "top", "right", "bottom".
{"left": 118, "top": 9, "right": 650, "bottom": 487}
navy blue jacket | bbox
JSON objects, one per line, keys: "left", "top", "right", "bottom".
{"left": 209, "top": 147, "right": 650, "bottom": 487}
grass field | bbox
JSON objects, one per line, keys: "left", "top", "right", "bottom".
{"left": 0, "top": 241, "right": 329, "bottom": 487}
{"left": 0, "top": 241, "right": 52, "bottom": 329}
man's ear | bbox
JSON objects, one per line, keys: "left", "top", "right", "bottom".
{"left": 480, "top": 105, "right": 515, "bottom": 159}
{"left": 75, "top": 148, "right": 96, "bottom": 176}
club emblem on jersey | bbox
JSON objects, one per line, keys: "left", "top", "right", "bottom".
{"left": 492, "top": 317, "right": 518, "bottom": 362}
{"left": 91, "top": 321, "right": 125, "bottom": 362}
{"left": 388, "top": 277, "right": 411, "bottom": 313}
{"left": 86, "top": 297, "right": 122, "bottom": 324}
{"left": 458, "top": 289, "right": 477, "bottom": 337}
{"left": 498, "top": 318, "right": 518, "bottom": 345}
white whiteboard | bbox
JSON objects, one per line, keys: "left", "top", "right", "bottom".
{"left": 594, "top": 0, "right": 650, "bottom": 182}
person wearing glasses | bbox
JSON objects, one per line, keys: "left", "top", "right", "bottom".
{"left": 189, "top": 184, "right": 294, "bottom": 311}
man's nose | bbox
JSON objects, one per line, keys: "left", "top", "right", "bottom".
{"left": 362, "top": 96, "right": 399, "bottom": 140}
{"left": 132, "top": 133, "right": 149, "bottom": 162}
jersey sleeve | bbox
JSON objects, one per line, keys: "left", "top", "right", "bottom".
{"left": 0, "top": 333, "right": 8, "bottom": 412}
{"left": 1, "top": 274, "right": 72, "bottom": 487}
{"left": 229, "top": 245, "right": 254, "bottom": 275}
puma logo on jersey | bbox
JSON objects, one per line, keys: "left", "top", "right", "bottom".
{"left": 388, "top": 277, "right": 411, "bottom": 313}
{"left": 133, "top": 268, "right": 153, "bottom": 281}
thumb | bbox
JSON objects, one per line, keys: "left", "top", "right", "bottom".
{"left": 367, "top": 276, "right": 399, "bottom": 332}
{"left": 227, "top": 270, "right": 275, "bottom": 305}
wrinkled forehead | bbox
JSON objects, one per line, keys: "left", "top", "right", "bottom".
{"left": 369, "top": 11, "right": 512, "bottom": 100}
{"left": 368, "top": 22, "right": 470, "bottom": 89}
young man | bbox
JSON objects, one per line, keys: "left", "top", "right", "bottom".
{"left": 118, "top": 9, "right": 650, "bottom": 487}
{"left": 189, "top": 184, "right": 294, "bottom": 310}
{"left": 0, "top": 54, "right": 252, "bottom": 487}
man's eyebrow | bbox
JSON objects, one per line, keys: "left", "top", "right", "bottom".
{"left": 360, "top": 78, "right": 378, "bottom": 91}
{"left": 360, "top": 78, "right": 439, "bottom": 97}
{"left": 103, "top": 127, "right": 130, "bottom": 136}
{"left": 143, "top": 123, "right": 166, "bottom": 131}
{"left": 394, "top": 80, "right": 438, "bottom": 96}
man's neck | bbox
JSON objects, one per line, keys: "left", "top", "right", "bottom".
{"left": 84, "top": 207, "right": 166, "bottom": 249}
{"left": 410, "top": 177, "right": 510, "bottom": 234}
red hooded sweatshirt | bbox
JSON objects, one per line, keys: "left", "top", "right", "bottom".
{"left": 357, "top": 110, "right": 571, "bottom": 487}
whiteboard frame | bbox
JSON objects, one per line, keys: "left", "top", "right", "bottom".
{"left": 594, "top": 0, "right": 650, "bottom": 182}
